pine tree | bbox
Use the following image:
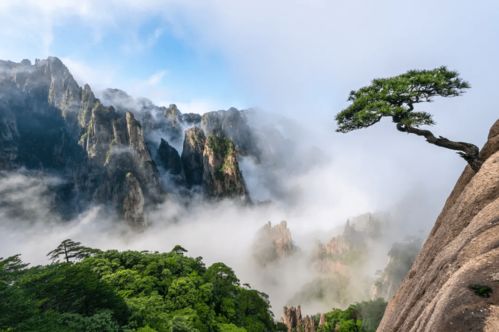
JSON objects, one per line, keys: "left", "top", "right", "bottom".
{"left": 0, "top": 254, "right": 28, "bottom": 283}
{"left": 47, "top": 239, "right": 96, "bottom": 263}
{"left": 335, "top": 66, "right": 481, "bottom": 171}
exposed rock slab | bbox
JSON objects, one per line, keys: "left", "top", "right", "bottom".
{"left": 157, "top": 138, "right": 182, "bottom": 175}
{"left": 0, "top": 57, "right": 259, "bottom": 224}
{"left": 202, "top": 133, "right": 249, "bottom": 201}
{"left": 0, "top": 57, "right": 161, "bottom": 224}
{"left": 181, "top": 127, "right": 206, "bottom": 188}
{"left": 377, "top": 119, "right": 499, "bottom": 332}
{"left": 282, "top": 306, "right": 316, "bottom": 332}
{"left": 252, "top": 220, "right": 297, "bottom": 266}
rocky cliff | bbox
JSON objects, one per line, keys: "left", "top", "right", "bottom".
{"left": 0, "top": 57, "right": 255, "bottom": 224}
{"left": 203, "top": 133, "right": 249, "bottom": 200}
{"left": 102, "top": 88, "right": 253, "bottom": 201}
{"left": 252, "top": 221, "right": 298, "bottom": 266}
{"left": 282, "top": 306, "right": 318, "bottom": 332}
{"left": 377, "top": 119, "right": 499, "bottom": 332}
{"left": 0, "top": 57, "right": 163, "bottom": 225}
{"left": 371, "top": 238, "right": 421, "bottom": 300}
{"left": 157, "top": 138, "right": 183, "bottom": 184}
{"left": 311, "top": 220, "right": 367, "bottom": 274}
{"left": 181, "top": 127, "right": 206, "bottom": 188}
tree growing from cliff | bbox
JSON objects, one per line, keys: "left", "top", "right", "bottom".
{"left": 335, "top": 67, "right": 482, "bottom": 171}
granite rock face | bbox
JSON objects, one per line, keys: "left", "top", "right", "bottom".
{"left": 202, "top": 133, "right": 249, "bottom": 200}
{"left": 311, "top": 220, "right": 367, "bottom": 274}
{"left": 179, "top": 127, "right": 249, "bottom": 200}
{"left": 0, "top": 102, "right": 18, "bottom": 169}
{"left": 253, "top": 221, "right": 297, "bottom": 266}
{"left": 0, "top": 57, "right": 256, "bottom": 224}
{"left": 281, "top": 306, "right": 318, "bottom": 332}
{"left": 157, "top": 138, "right": 182, "bottom": 176}
{"left": 377, "top": 119, "right": 499, "bottom": 332}
{"left": 201, "top": 108, "right": 259, "bottom": 157}
{"left": 181, "top": 127, "right": 207, "bottom": 188}
{"left": 122, "top": 172, "right": 145, "bottom": 225}
{"left": 100, "top": 87, "right": 254, "bottom": 201}
{"left": 1, "top": 58, "right": 162, "bottom": 225}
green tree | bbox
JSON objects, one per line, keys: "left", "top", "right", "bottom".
{"left": 355, "top": 299, "right": 387, "bottom": 332}
{"left": 47, "top": 239, "right": 97, "bottom": 263}
{"left": 170, "top": 315, "right": 199, "bottom": 332}
{"left": 19, "top": 263, "right": 129, "bottom": 324}
{"left": 1, "top": 243, "right": 278, "bottom": 331}
{"left": 335, "top": 67, "right": 482, "bottom": 171}
{"left": 236, "top": 289, "right": 275, "bottom": 331}
{"left": 205, "top": 263, "right": 239, "bottom": 320}
{"left": 0, "top": 255, "right": 35, "bottom": 329}
{"left": 56, "top": 310, "right": 120, "bottom": 332}
{"left": 218, "top": 323, "right": 247, "bottom": 332}
{"left": 0, "top": 254, "right": 29, "bottom": 282}
{"left": 317, "top": 299, "right": 387, "bottom": 332}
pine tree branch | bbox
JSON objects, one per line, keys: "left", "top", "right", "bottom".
{"left": 396, "top": 123, "right": 482, "bottom": 172}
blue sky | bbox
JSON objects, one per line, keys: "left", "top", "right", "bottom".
{"left": 0, "top": 0, "right": 497, "bottom": 135}
{"left": 0, "top": 1, "right": 249, "bottom": 112}
{"left": 1, "top": 1, "right": 498, "bottom": 120}
{"left": 0, "top": 0, "right": 498, "bottom": 232}
{"left": 64, "top": 18, "right": 240, "bottom": 105}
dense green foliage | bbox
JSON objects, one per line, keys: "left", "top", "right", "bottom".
{"left": 0, "top": 244, "right": 276, "bottom": 332}
{"left": 335, "top": 66, "right": 469, "bottom": 133}
{"left": 315, "top": 299, "right": 387, "bottom": 332}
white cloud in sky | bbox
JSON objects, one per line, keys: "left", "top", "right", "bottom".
{"left": 0, "top": 0, "right": 497, "bottom": 234}
{"left": 122, "top": 26, "right": 166, "bottom": 54}
{"left": 176, "top": 99, "right": 222, "bottom": 115}
{"left": 61, "top": 57, "right": 118, "bottom": 89}
{"left": 146, "top": 69, "right": 168, "bottom": 86}
{"left": 1, "top": 1, "right": 498, "bottom": 312}
{"left": 3, "top": 1, "right": 497, "bottom": 133}
{"left": 1, "top": 0, "right": 496, "bottom": 196}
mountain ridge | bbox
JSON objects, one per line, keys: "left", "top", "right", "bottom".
{"left": 0, "top": 57, "right": 255, "bottom": 224}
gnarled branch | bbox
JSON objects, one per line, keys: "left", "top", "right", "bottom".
{"left": 396, "top": 123, "right": 482, "bottom": 172}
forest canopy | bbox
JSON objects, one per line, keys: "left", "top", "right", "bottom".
{"left": 0, "top": 241, "right": 387, "bottom": 332}
{"left": 0, "top": 243, "right": 275, "bottom": 332}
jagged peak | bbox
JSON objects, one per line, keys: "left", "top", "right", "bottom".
{"left": 34, "top": 56, "right": 72, "bottom": 76}
{"left": 168, "top": 103, "right": 179, "bottom": 111}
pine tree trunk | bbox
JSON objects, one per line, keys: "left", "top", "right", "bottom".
{"left": 63, "top": 243, "right": 69, "bottom": 263}
{"left": 396, "top": 124, "right": 482, "bottom": 172}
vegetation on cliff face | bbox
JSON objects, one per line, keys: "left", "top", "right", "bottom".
{"left": 0, "top": 241, "right": 276, "bottom": 332}
{"left": 371, "top": 238, "right": 421, "bottom": 300}
{"left": 281, "top": 299, "right": 387, "bottom": 332}
{"left": 203, "top": 133, "right": 248, "bottom": 200}
{"left": 206, "top": 134, "right": 236, "bottom": 180}
{"left": 316, "top": 299, "right": 387, "bottom": 332}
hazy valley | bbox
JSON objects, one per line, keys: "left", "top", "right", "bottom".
{"left": 1, "top": 3, "right": 498, "bottom": 330}
{"left": 0, "top": 57, "right": 437, "bottom": 330}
